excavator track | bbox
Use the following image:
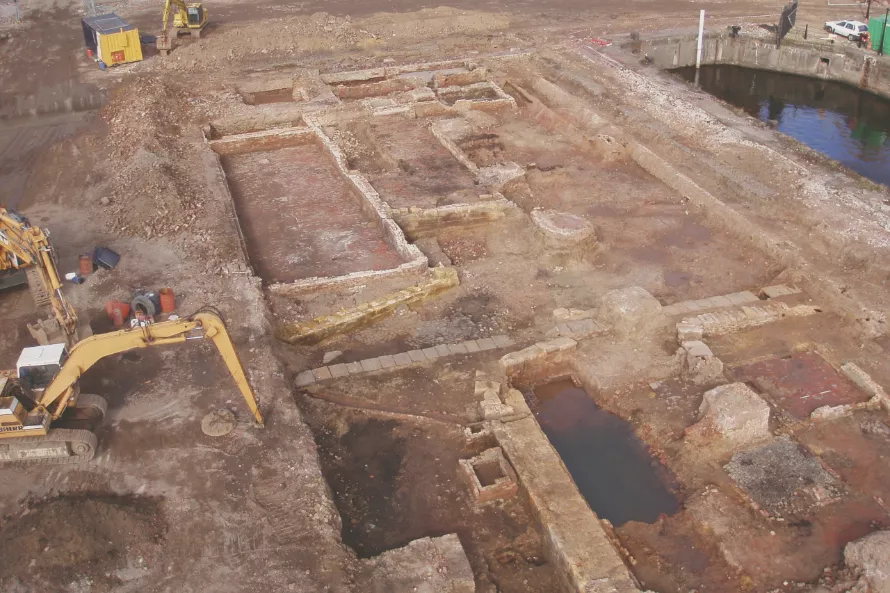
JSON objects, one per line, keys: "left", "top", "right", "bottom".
{"left": 25, "top": 266, "right": 50, "bottom": 307}
{"left": 0, "top": 429, "right": 98, "bottom": 466}
{"left": 76, "top": 392, "right": 108, "bottom": 415}
{"left": 60, "top": 393, "right": 108, "bottom": 431}
{"left": 0, "top": 394, "right": 106, "bottom": 466}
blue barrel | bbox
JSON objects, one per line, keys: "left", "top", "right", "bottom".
{"left": 98, "top": 61, "right": 107, "bottom": 70}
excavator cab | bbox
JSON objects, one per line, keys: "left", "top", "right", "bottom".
{"left": 161, "top": 0, "right": 208, "bottom": 54}
{"left": 0, "top": 341, "right": 102, "bottom": 461}
{"left": 170, "top": 1, "right": 207, "bottom": 30}
{"left": 17, "top": 344, "right": 68, "bottom": 394}
{"left": 186, "top": 5, "right": 204, "bottom": 27}
{"left": 0, "top": 376, "right": 52, "bottom": 436}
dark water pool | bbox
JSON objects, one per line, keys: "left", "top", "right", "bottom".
{"left": 673, "top": 65, "right": 890, "bottom": 187}
{"left": 530, "top": 379, "right": 679, "bottom": 526}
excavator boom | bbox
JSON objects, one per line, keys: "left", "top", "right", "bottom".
{"left": 35, "top": 310, "right": 264, "bottom": 426}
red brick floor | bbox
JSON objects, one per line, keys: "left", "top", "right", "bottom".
{"left": 222, "top": 144, "right": 404, "bottom": 283}
{"left": 731, "top": 352, "right": 869, "bottom": 420}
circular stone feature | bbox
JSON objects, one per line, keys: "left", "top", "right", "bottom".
{"left": 202, "top": 409, "right": 236, "bottom": 437}
{"left": 530, "top": 209, "right": 596, "bottom": 245}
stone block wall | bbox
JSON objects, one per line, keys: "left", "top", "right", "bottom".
{"left": 392, "top": 197, "right": 518, "bottom": 238}
{"left": 207, "top": 126, "right": 315, "bottom": 156}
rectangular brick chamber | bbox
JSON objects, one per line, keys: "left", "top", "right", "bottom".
{"left": 218, "top": 136, "right": 407, "bottom": 284}
{"left": 460, "top": 447, "right": 518, "bottom": 505}
{"left": 246, "top": 88, "right": 295, "bottom": 105}
{"left": 363, "top": 116, "right": 481, "bottom": 210}
{"left": 437, "top": 84, "right": 501, "bottom": 106}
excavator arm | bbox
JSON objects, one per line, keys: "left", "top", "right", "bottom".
{"left": 159, "top": 0, "right": 207, "bottom": 54}
{"left": 162, "top": 0, "right": 205, "bottom": 32}
{"left": 36, "top": 310, "right": 264, "bottom": 426}
{"left": 161, "top": 0, "right": 183, "bottom": 34}
{"left": 0, "top": 207, "right": 79, "bottom": 344}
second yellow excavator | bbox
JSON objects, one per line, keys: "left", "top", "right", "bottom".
{"left": 157, "top": 0, "right": 208, "bottom": 55}
{"left": 0, "top": 309, "right": 264, "bottom": 465}
{"left": 0, "top": 207, "right": 88, "bottom": 346}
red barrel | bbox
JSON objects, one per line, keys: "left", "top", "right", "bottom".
{"left": 79, "top": 254, "right": 93, "bottom": 276}
{"left": 159, "top": 288, "right": 176, "bottom": 314}
{"left": 105, "top": 300, "right": 131, "bottom": 328}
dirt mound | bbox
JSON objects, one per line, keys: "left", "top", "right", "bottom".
{"left": 0, "top": 493, "right": 166, "bottom": 591}
{"left": 95, "top": 77, "right": 207, "bottom": 239}
{"left": 157, "top": 9, "right": 510, "bottom": 71}
{"left": 160, "top": 13, "right": 361, "bottom": 71}
{"left": 364, "top": 7, "right": 511, "bottom": 39}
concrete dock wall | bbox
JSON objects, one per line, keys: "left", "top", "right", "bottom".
{"left": 639, "top": 34, "right": 890, "bottom": 97}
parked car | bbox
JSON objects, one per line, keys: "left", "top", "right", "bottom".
{"left": 824, "top": 20, "right": 870, "bottom": 40}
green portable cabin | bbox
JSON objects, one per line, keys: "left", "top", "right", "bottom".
{"left": 869, "top": 16, "right": 890, "bottom": 54}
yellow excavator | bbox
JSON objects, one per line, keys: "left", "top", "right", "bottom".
{"left": 0, "top": 207, "right": 88, "bottom": 346}
{"left": 157, "top": 0, "right": 208, "bottom": 55}
{"left": 0, "top": 309, "right": 264, "bottom": 465}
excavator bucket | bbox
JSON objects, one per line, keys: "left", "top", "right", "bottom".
{"left": 157, "top": 32, "right": 173, "bottom": 55}
{"left": 27, "top": 317, "right": 65, "bottom": 346}
{"left": 27, "top": 313, "right": 92, "bottom": 346}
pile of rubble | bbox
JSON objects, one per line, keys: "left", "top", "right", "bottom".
{"left": 94, "top": 77, "right": 207, "bottom": 240}
{"left": 101, "top": 77, "right": 191, "bottom": 159}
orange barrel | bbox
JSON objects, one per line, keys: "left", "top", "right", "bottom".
{"left": 79, "top": 254, "right": 93, "bottom": 276}
{"left": 105, "top": 300, "right": 131, "bottom": 327}
{"left": 159, "top": 288, "right": 176, "bottom": 314}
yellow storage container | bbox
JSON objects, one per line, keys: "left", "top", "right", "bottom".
{"left": 82, "top": 13, "right": 143, "bottom": 67}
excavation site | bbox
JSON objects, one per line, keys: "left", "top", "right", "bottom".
{"left": 1, "top": 0, "right": 889, "bottom": 591}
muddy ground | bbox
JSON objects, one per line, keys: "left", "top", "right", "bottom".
{"left": 299, "top": 398, "right": 555, "bottom": 591}
{"left": 1, "top": 0, "right": 889, "bottom": 591}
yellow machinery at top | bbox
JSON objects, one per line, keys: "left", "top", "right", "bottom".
{"left": 158, "top": 0, "right": 208, "bottom": 54}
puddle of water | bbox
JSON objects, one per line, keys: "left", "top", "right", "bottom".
{"left": 664, "top": 270, "right": 692, "bottom": 287}
{"left": 587, "top": 204, "right": 622, "bottom": 217}
{"left": 531, "top": 379, "right": 679, "bottom": 526}
{"left": 673, "top": 65, "right": 890, "bottom": 187}
{"left": 657, "top": 220, "right": 711, "bottom": 248}
{"left": 627, "top": 245, "right": 671, "bottom": 265}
